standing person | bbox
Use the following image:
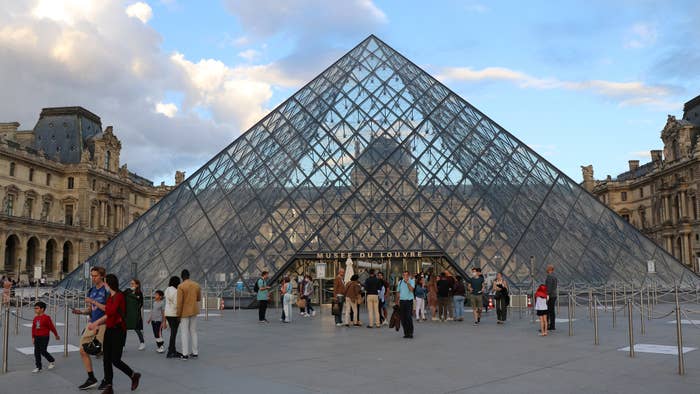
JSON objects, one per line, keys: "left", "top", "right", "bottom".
{"left": 87, "top": 274, "right": 141, "bottom": 394}
{"left": 436, "top": 273, "right": 450, "bottom": 322}
{"left": 124, "top": 279, "right": 146, "bottom": 351}
{"left": 427, "top": 273, "right": 438, "bottom": 321}
{"left": 465, "top": 268, "right": 485, "bottom": 326}
{"left": 452, "top": 276, "right": 466, "bottom": 322}
{"left": 363, "top": 269, "right": 381, "bottom": 328}
{"left": 176, "top": 269, "right": 201, "bottom": 360}
{"left": 31, "top": 301, "right": 59, "bottom": 373}
{"left": 492, "top": 273, "right": 509, "bottom": 324}
{"left": 297, "top": 276, "right": 307, "bottom": 317}
{"left": 344, "top": 275, "right": 362, "bottom": 327}
{"left": 535, "top": 284, "right": 549, "bottom": 336}
{"left": 164, "top": 276, "right": 181, "bottom": 359}
{"left": 333, "top": 268, "right": 346, "bottom": 327}
{"left": 414, "top": 276, "right": 427, "bottom": 321}
{"left": 74, "top": 266, "right": 108, "bottom": 390}
{"left": 377, "top": 272, "right": 389, "bottom": 325}
{"left": 545, "top": 265, "right": 558, "bottom": 331}
{"left": 256, "top": 271, "right": 271, "bottom": 323}
{"left": 2, "top": 275, "right": 11, "bottom": 306}
{"left": 303, "top": 275, "right": 316, "bottom": 317}
{"left": 146, "top": 290, "right": 165, "bottom": 353}
{"left": 281, "top": 276, "right": 293, "bottom": 323}
{"left": 397, "top": 271, "right": 415, "bottom": 338}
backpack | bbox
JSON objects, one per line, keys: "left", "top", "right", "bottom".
{"left": 254, "top": 278, "right": 261, "bottom": 293}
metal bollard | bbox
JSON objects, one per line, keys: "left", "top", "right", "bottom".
{"left": 63, "top": 294, "right": 69, "bottom": 358}
{"left": 571, "top": 283, "right": 576, "bottom": 319}
{"left": 588, "top": 288, "right": 592, "bottom": 321}
{"left": 568, "top": 292, "right": 573, "bottom": 337}
{"left": 2, "top": 306, "right": 10, "bottom": 373}
{"left": 612, "top": 285, "right": 617, "bottom": 328}
{"left": 14, "top": 296, "right": 20, "bottom": 336}
{"left": 639, "top": 289, "right": 645, "bottom": 335}
{"left": 593, "top": 296, "right": 599, "bottom": 345}
{"left": 75, "top": 296, "right": 80, "bottom": 337}
{"left": 604, "top": 285, "right": 608, "bottom": 312}
{"left": 623, "top": 285, "right": 627, "bottom": 317}
{"left": 205, "top": 288, "right": 209, "bottom": 321}
{"left": 556, "top": 288, "right": 560, "bottom": 316}
{"left": 674, "top": 286, "right": 685, "bottom": 375}
{"left": 519, "top": 288, "right": 523, "bottom": 320}
{"left": 627, "top": 299, "right": 634, "bottom": 358}
{"left": 647, "top": 286, "right": 652, "bottom": 321}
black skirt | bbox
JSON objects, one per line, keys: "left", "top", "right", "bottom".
{"left": 536, "top": 310, "right": 548, "bottom": 316}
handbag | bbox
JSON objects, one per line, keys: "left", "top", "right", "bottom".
{"left": 296, "top": 297, "right": 307, "bottom": 309}
{"left": 82, "top": 335, "right": 102, "bottom": 356}
{"left": 331, "top": 302, "right": 340, "bottom": 316}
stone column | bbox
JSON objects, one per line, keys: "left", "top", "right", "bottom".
{"left": 681, "top": 191, "right": 687, "bottom": 218}
{"left": 681, "top": 234, "right": 688, "bottom": 265}
{"left": 37, "top": 239, "right": 46, "bottom": 278}
{"left": 0, "top": 231, "right": 5, "bottom": 272}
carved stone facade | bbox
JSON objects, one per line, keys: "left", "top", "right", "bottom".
{"left": 583, "top": 95, "right": 700, "bottom": 273}
{"left": 0, "top": 107, "right": 183, "bottom": 284}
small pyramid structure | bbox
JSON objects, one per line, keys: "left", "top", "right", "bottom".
{"left": 59, "top": 35, "right": 699, "bottom": 291}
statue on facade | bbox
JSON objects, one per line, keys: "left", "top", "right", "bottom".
{"left": 22, "top": 199, "right": 31, "bottom": 218}
{"left": 40, "top": 201, "right": 49, "bottom": 221}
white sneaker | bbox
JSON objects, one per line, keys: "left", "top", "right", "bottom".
{"left": 47, "top": 362, "right": 55, "bottom": 370}
{"left": 138, "top": 343, "right": 146, "bottom": 351}
{"left": 156, "top": 347, "right": 165, "bottom": 353}
{"left": 335, "top": 322, "right": 344, "bottom": 327}
{"left": 32, "top": 368, "right": 41, "bottom": 373}
{"left": 312, "top": 311, "right": 316, "bottom": 317}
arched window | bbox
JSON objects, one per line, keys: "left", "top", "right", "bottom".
{"left": 105, "top": 150, "right": 111, "bottom": 170}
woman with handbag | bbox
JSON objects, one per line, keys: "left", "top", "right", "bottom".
{"left": 492, "top": 272, "right": 509, "bottom": 324}
{"left": 281, "top": 277, "right": 293, "bottom": 323}
{"left": 343, "top": 275, "right": 362, "bottom": 327}
{"left": 87, "top": 274, "right": 141, "bottom": 394}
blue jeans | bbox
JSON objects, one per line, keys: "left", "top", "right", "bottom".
{"left": 453, "top": 295, "right": 465, "bottom": 320}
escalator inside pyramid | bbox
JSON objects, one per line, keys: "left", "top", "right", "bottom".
{"left": 58, "top": 35, "right": 700, "bottom": 295}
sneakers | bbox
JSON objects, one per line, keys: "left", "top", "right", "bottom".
{"left": 156, "top": 346, "right": 165, "bottom": 353}
{"left": 130, "top": 372, "right": 141, "bottom": 391}
{"left": 32, "top": 368, "right": 41, "bottom": 373}
{"left": 190, "top": 354, "right": 198, "bottom": 359}
{"left": 138, "top": 343, "right": 146, "bottom": 351}
{"left": 335, "top": 322, "right": 344, "bottom": 327}
{"left": 79, "top": 377, "right": 99, "bottom": 390}
{"left": 474, "top": 321, "right": 479, "bottom": 326}
{"left": 180, "top": 355, "right": 189, "bottom": 360}
{"left": 311, "top": 311, "right": 316, "bottom": 317}
{"left": 101, "top": 385, "right": 113, "bottom": 394}
{"left": 47, "top": 362, "right": 55, "bottom": 370}
{"left": 98, "top": 380, "right": 110, "bottom": 390}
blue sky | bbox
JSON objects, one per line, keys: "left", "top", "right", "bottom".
{"left": 1, "top": 0, "right": 698, "bottom": 185}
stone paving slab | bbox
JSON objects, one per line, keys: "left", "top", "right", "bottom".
{"left": 0, "top": 304, "right": 698, "bottom": 393}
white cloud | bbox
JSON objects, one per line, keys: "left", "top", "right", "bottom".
{"left": 437, "top": 66, "right": 679, "bottom": 110}
{"left": 126, "top": 2, "right": 153, "bottom": 24}
{"left": 238, "top": 49, "right": 260, "bottom": 61}
{"left": 155, "top": 102, "right": 178, "bottom": 117}
{"left": 32, "top": 0, "right": 99, "bottom": 25}
{"left": 625, "top": 23, "right": 657, "bottom": 49}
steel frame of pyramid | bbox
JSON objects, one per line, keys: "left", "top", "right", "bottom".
{"left": 58, "top": 35, "right": 699, "bottom": 292}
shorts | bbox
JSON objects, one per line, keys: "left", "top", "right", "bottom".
{"left": 80, "top": 324, "right": 106, "bottom": 348}
{"left": 536, "top": 310, "right": 548, "bottom": 316}
{"left": 469, "top": 294, "right": 483, "bottom": 309}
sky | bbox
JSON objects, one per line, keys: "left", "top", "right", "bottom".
{"left": 1, "top": 0, "right": 698, "bottom": 186}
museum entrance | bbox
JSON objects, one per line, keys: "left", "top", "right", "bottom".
{"left": 283, "top": 251, "right": 453, "bottom": 304}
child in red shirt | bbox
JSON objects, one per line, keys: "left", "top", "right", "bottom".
{"left": 32, "top": 301, "right": 60, "bottom": 373}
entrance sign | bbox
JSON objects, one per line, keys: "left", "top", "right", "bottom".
{"left": 34, "top": 266, "right": 42, "bottom": 279}
{"left": 315, "top": 263, "right": 326, "bottom": 279}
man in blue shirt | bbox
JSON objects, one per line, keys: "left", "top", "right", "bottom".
{"left": 256, "top": 271, "right": 271, "bottom": 323}
{"left": 74, "top": 266, "right": 108, "bottom": 390}
{"left": 398, "top": 271, "right": 415, "bottom": 338}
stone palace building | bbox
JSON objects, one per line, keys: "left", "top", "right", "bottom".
{"left": 583, "top": 95, "right": 700, "bottom": 273}
{"left": 0, "top": 107, "right": 181, "bottom": 284}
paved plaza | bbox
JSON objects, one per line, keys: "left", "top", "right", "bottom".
{"left": 1, "top": 302, "right": 699, "bottom": 393}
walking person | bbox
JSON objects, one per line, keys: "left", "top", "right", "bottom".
{"left": 414, "top": 276, "right": 427, "bottom": 321}
{"left": 31, "top": 301, "right": 59, "bottom": 373}
{"left": 124, "top": 279, "right": 146, "bottom": 351}
{"left": 466, "top": 268, "right": 485, "bottom": 326}
{"left": 164, "top": 276, "right": 181, "bottom": 358}
{"left": 344, "top": 275, "right": 362, "bottom": 326}
{"left": 74, "top": 266, "right": 108, "bottom": 390}
{"left": 397, "top": 271, "right": 415, "bottom": 338}
{"left": 176, "top": 269, "right": 201, "bottom": 360}
{"left": 427, "top": 273, "right": 438, "bottom": 321}
{"left": 377, "top": 272, "right": 389, "bottom": 325}
{"left": 452, "top": 276, "right": 466, "bottom": 322}
{"left": 256, "top": 271, "right": 271, "bottom": 323}
{"left": 146, "top": 290, "right": 165, "bottom": 353}
{"left": 281, "top": 276, "right": 293, "bottom": 323}
{"left": 535, "top": 284, "right": 549, "bottom": 336}
{"left": 545, "top": 265, "right": 558, "bottom": 331}
{"left": 364, "top": 269, "right": 381, "bottom": 328}
{"left": 333, "top": 268, "right": 346, "bottom": 327}
{"left": 303, "top": 275, "right": 316, "bottom": 317}
{"left": 492, "top": 273, "right": 509, "bottom": 324}
{"left": 87, "top": 274, "right": 141, "bottom": 394}
{"left": 297, "top": 276, "right": 307, "bottom": 317}
{"left": 436, "top": 273, "right": 450, "bottom": 322}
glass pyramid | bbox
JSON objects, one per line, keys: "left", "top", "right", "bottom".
{"left": 59, "top": 35, "right": 699, "bottom": 292}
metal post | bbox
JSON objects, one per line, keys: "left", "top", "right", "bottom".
{"left": 568, "top": 292, "right": 573, "bottom": 337}
{"left": 604, "top": 285, "right": 608, "bottom": 312}
{"left": 588, "top": 287, "right": 592, "bottom": 321}
{"left": 647, "top": 286, "right": 652, "bottom": 320}
{"left": 639, "top": 288, "right": 645, "bottom": 335}
{"left": 2, "top": 306, "right": 10, "bottom": 373}
{"left": 674, "top": 286, "right": 685, "bottom": 375}
{"left": 63, "top": 293, "right": 69, "bottom": 357}
{"left": 35, "top": 280, "right": 39, "bottom": 300}
{"left": 14, "top": 296, "right": 20, "bottom": 336}
{"left": 556, "top": 288, "right": 560, "bottom": 316}
{"left": 612, "top": 283, "right": 617, "bottom": 328}
{"left": 627, "top": 299, "right": 634, "bottom": 358}
{"left": 593, "top": 296, "right": 599, "bottom": 345}
{"left": 75, "top": 295, "right": 80, "bottom": 337}
{"left": 530, "top": 256, "right": 535, "bottom": 324}
{"left": 519, "top": 287, "right": 523, "bottom": 320}
{"left": 204, "top": 287, "right": 209, "bottom": 321}
{"left": 623, "top": 285, "right": 627, "bottom": 317}
{"left": 571, "top": 283, "right": 576, "bottom": 319}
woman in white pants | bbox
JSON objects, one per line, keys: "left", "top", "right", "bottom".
{"left": 281, "top": 277, "right": 293, "bottom": 323}
{"left": 414, "top": 276, "right": 427, "bottom": 321}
